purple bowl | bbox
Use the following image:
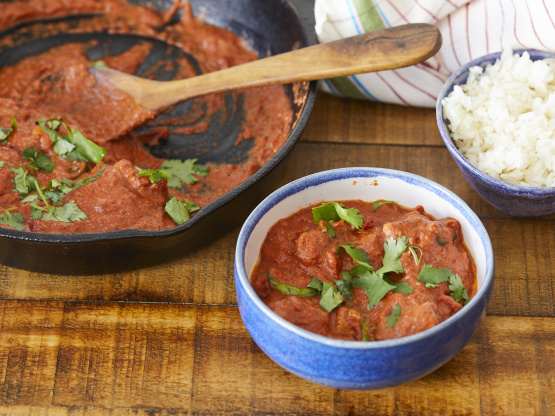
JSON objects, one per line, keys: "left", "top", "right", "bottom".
{"left": 436, "top": 49, "right": 555, "bottom": 217}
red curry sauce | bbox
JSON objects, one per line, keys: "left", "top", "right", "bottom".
{"left": 0, "top": 1, "right": 295, "bottom": 233}
{"left": 250, "top": 200, "right": 477, "bottom": 341}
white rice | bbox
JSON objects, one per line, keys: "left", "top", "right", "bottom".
{"left": 442, "top": 50, "right": 555, "bottom": 188}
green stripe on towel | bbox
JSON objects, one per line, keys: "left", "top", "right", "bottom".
{"left": 327, "top": 77, "right": 369, "bottom": 101}
{"left": 353, "top": 0, "right": 386, "bottom": 32}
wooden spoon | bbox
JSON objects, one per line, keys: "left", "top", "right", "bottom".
{"left": 92, "top": 23, "right": 442, "bottom": 111}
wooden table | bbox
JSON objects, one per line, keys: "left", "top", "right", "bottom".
{"left": 0, "top": 92, "right": 553, "bottom": 415}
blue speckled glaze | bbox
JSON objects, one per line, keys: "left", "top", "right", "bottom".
{"left": 437, "top": 49, "right": 555, "bottom": 217}
{"left": 234, "top": 168, "right": 495, "bottom": 390}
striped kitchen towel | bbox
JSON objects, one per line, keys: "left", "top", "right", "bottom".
{"left": 315, "top": 0, "right": 555, "bottom": 107}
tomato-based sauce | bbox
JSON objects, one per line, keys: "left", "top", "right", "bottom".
{"left": 0, "top": 1, "right": 295, "bottom": 233}
{"left": 250, "top": 201, "right": 477, "bottom": 341}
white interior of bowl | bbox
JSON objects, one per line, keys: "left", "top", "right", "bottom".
{"left": 243, "top": 168, "right": 490, "bottom": 294}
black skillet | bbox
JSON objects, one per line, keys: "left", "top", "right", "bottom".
{"left": 0, "top": 0, "right": 317, "bottom": 275}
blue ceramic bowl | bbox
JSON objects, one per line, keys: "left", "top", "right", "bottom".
{"left": 437, "top": 50, "right": 555, "bottom": 217}
{"left": 234, "top": 168, "right": 494, "bottom": 390}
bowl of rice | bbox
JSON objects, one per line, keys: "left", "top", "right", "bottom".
{"left": 437, "top": 49, "right": 555, "bottom": 217}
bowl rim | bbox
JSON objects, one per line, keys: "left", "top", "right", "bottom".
{"left": 436, "top": 48, "right": 555, "bottom": 196}
{"left": 235, "top": 167, "right": 495, "bottom": 350}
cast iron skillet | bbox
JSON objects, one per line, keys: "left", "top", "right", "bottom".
{"left": 0, "top": 0, "right": 317, "bottom": 275}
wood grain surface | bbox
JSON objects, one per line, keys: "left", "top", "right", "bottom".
{"left": 0, "top": 92, "right": 553, "bottom": 416}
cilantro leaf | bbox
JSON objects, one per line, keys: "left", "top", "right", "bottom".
{"left": 43, "top": 189, "right": 66, "bottom": 205}
{"left": 165, "top": 197, "right": 190, "bottom": 224}
{"left": 319, "top": 281, "right": 344, "bottom": 312}
{"left": 417, "top": 264, "right": 470, "bottom": 304}
{"left": 408, "top": 246, "right": 423, "bottom": 264}
{"left": 379, "top": 236, "right": 408, "bottom": 275}
{"left": 92, "top": 60, "right": 108, "bottom": 68}
{"left": 30, "top": 203, "right": 44, "bottom": 220}
{"left": 324, "top": 222, "right": 336, "bottom": 237}
{"left": 22, "top": 147, "right": 54, "bottom": 173}
{"left": 351, "top": 265, "right": 396, "bottom": 308}
{"left": 10, "top": 166, "right": 36, "bottom": 198}
{"left": 37, "top": 118, "right": 106, "bottom": 163}
{"left": 160, "top": 159, "right": 210, "bottom": 188}
{"left": 182, "top": 199, "right": 200, "bottom": 214}
{"left": 312, "top": 202, "right": 363, "bottom": 229}
{"left": 267, "top": 273, "right": 319, "bottom": 297}
{"left": 40, "top": 200, "right": 87, "bottom": 222}
{"left": 70, "top": 129, "right": 106, "bottom": 163}
{"left": 136, "top": 168, "right": 169, "bottom": 183}
{"left": 361, "top": 319, "right": 373, "bottom": 341}
{"left": 0, "top": 116, "right": 16, "bottom": 145}
{"left": 0, "top": 210, "right": 25, "bottom": 231}
{"left": 338, "top": 236, "right": 410, "bottom": 308}
{"left": 383, "top": 276, "right": 413, "bottom": 294}
{"left": 417, "top": 264, "right": 453, "bottom": 287}
{"left": 373, "top": 200, "right": 394, "bottom": 211}
{"left": 385, "top": 305, "right": 402, "bottom": 328}
{"left": 449, "top": 274, "right": 469, "bottom": 304}
{"left": 269, "top": 274, "right": 344, "bottom": 312}
{"left": 312, "top": 203, "right": 338, "bottom": 223}
{"left": 69, "top": 165, "right": 106, "bottom": 190}
{"left": 335, "top": 273, "right": 354, "bottom": 302}
{"left": 336, "top": 243, "right": 374, "bottom": 270}
{"left": 436, "top": 235, "right": 449, "bottom": 246}
{"left": 307, "top": 276, "right": 323, "bottom": 292}
{"left": 164, "top": 197, "right": 200, "bottom": 225}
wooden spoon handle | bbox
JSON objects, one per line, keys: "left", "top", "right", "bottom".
{"left": 97, "top": 23, "right": 441, "bottom": 110}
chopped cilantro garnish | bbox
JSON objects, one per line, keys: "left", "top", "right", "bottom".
{"left": 22, "top": 147, "right": 54, "bottom": 173}
{"left": 349, "top": 265, "right": 396, "bottom": 307}
{"left": 417, "top": 264, "right": 469, "bottom": 304}
{"left": 68, "top": 166, "right": 106, "bottom": 190}
{"left": 373, "top": 200, "right": 394, "bottom": 211}
{"left": 379, "top": 236, "right": 408, "bottom": 275}
{"left": 383, "top": 276, "right": 413, "bottom": 294}
{"left": 92, "top": 60, "right": 108, "bottom": 68}
{"left": 136, "top": 168, "right": 170, "bottom": 183}
{"left": 20, "top": 167, "right": 105, "bottom": 207}
{"left": 0, "top": 116, "right": 16, "bottom": 145}
{"left": 449, "top": 274, "right": 470, "bottom": 303}
{"left": 337, "top": 236, "right": 410, "bottom": 308}
{"left": 267, "top": 273, "right": 319, "bottom": 297}
{"left": 385, "top": 305, "right": 402, "bottom": 328}
{"left": 319, "top": 281, "right": 344, "bottom": 312}
{"left": 37, "top": 117, "right": 106, "bottom": 163}
{"left": 160, "top": 159, "right": 209, "bottom": 188}
{"left": 335, "top": 272, "right": 354, "bottom": 302}
{"left": 408, "top": 246, "right": 423, "bottom": 264}
{"left": 267, "top": 274, "right": 344, "bottom": 312}
{"left": 417, "top": 264, "right": 452, "bottom": 288}
{"left": 25, "top": 178, "right": 88, "bottom": 223}
{"left": 0, "top": 210, "right": 25, "bottom": 231}
{"left": 324, "top": 222, "right": 336, "bottom": 237}
{"left": 164, "top": 196, "right": 200, "bottom": 225}
{"left": 361, "top": 319, "right": 373, "bottom": 341}
{"left": 37, "top": 200, "right": 87, "bottom": 222}
{"left": 10, "top": 166, "right": 36, "bottom": 198}
{"left": 436, "top": 235, "right": 449, "bottom": 246}
{"left": 336, "top": 243, "right": 374, "bottom": 270}
{"left": 312, "top": 202, "right": 363, "bottom": 229}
